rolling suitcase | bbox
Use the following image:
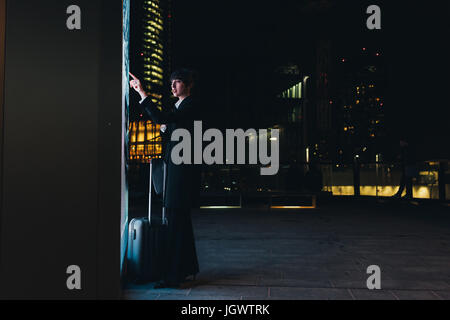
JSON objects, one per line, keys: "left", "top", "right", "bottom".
{"left": 127, "top": 159, "right": 167, "bottom": 283}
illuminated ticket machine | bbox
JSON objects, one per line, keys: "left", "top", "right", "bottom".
{"left": 0, "top": 1, "right": 128, "bottom": 299}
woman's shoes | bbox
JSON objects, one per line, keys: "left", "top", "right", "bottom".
{"left": 153, "top": 280, "right": 180, "bottom": 289}
{"left": 153, "top": 274, "right": 197, "bottom": 289}
{"left": 185, "top": 274, "right": 197, "bottom": 281}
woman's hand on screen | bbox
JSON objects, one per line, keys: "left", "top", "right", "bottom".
{"left": 129, "top": 72, "right": 148, "bottom": 100}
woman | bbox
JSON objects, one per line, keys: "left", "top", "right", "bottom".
{"left": 130, "top": 68, "right": 201, "bottom": 288}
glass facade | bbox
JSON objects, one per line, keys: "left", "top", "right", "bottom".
{"left": 335, "top": 47, "right": 387, "bottom": 164}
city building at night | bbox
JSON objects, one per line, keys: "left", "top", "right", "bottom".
{"left": 334, "top": 45, "right": 387, "bottom": 164}
{"left": 310, "top": 40, "right": 388, "bottom": 164}
{"left": 274, "top": 63, "right": 312, "bottom": 165}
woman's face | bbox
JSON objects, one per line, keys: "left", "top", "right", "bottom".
{"left": 171, "top": 79, "right": 190, "bottom": 98}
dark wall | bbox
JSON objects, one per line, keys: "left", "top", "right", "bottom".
{"left": 0, "top": 0, "right": 123, "bottom": 299}
{"left": 0, "top": 0, "right": 5, "bottom": 226}
{"left": 384, "top": 2, "right": 450, "bottom": 160}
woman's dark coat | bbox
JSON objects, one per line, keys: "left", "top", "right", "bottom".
{"left": 139, "top": 95, "right": 201, "bottom": 209}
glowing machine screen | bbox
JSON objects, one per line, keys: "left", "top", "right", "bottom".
{"left": 120, "top": 0, "right": 130, "bottom": 274}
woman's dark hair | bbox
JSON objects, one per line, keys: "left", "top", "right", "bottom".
{"left": 169, "top": 68, "right": 197, "bottom": 87}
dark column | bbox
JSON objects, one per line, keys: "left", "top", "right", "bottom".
{"left": 97, "top": 0, "right": 124, "bottom": 299}
{"left": 0, "top": 1, "right": 5, "bottom": 296}
{"left": 0, "top": 0, "right": 124, "bottom": 299}
{"left": 0, "top": 0, "right": 5, "bottom": 233}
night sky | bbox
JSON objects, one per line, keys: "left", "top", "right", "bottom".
{"left": 169, "top": 0, "right": 449, "bottom": 160}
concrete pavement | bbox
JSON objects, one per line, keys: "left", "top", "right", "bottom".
{"left": 124, "top": 199, "right": 450, "bottom": 300}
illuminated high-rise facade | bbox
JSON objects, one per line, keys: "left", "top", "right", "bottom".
{"left": 129, "top": 0, "right": 172, "bottom": 163}
{"left": 142, "top": 0, "right": 164, "bottom": 107}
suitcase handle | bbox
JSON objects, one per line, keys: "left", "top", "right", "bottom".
{"left": 148, "top": 160, "right": 153, "bottom": 224}
{"left": 162, "top": 160, "right": 167, "bottom": 225}
{"left": 148, "top": 159, "right": 167, "bottom": 226}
